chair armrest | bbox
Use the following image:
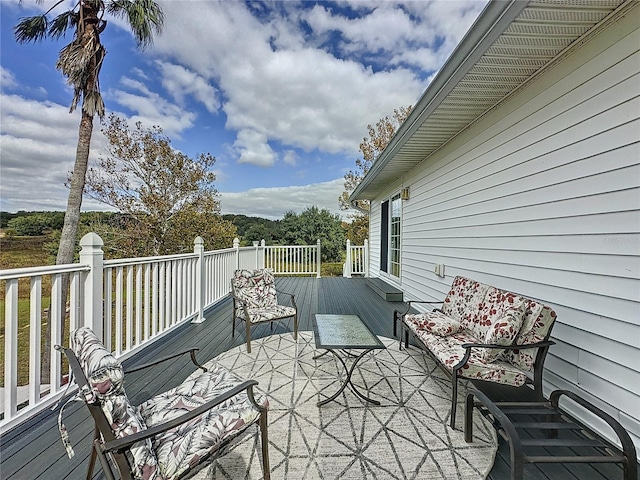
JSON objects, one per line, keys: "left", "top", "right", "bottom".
{"left": 549, "top": 389, "right": 638, "bottom": 468}
{"left": 453, "top": 340, "right": 556, "bottom": 373}
{"left": 102, "top": 380, "right": 264, "bottom": 453}
{"left": 397, "top": 300, "right": 444, "bottom": 316}
{"left": 277, "top": 291, "right": 297, "bottom": 308}
{"left": 125, "top": 348, "right": 207, "bottom": 374}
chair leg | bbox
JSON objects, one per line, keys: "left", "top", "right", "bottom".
{"left": 259, "top": 410, "right": 270, "bottom": 480}
{"left": 293, "top": 313, "right": 298, "bottom": 340}
{"left": 450, "top": 375, "right": 458, "bottom": 429}
{"left": 246, "top": 320, "right": 252, "bottom": 353}
{"left": 93, "top": 438, "right": 118, "bottom": 480}
{"left": 86, "top": 428, "right": 99, "bottom": 480}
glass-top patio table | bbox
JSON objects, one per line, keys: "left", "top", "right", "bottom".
{"left": 312, "top": 314, "right": 386, "bottom": 406}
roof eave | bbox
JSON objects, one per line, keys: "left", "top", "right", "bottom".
{"left": 350, "top": 0, "right": 528, "bottom": 204}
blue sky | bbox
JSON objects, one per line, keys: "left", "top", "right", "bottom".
{"left": 0, "top": 0, "right": 486, "bottom": 220}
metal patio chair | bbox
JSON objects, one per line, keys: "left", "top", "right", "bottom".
{"left": 56, "top": 327, "right": 270, "bottom": 480}
{"left": 231, "top": 268, "right": 298, "bottom": 353}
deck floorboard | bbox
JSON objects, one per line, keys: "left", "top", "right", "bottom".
{"left": 0, "top": 277, "right": 634, "bottom": 479}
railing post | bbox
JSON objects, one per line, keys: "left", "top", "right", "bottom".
{"left": 344, "top": 240, "right": 352, "bottom": 278}
{"left": 261, "top": 239, "right": 266, "bottom": 269}
{"left": 316, "top": 239, "right": 321, "bottom": 278}
{"left": 233, "top": 237, "right": 240, "bottom": 271}
{"left": 364, "top": 239, "right": 369, "bottom": 278}
{"left": 192, "top": 236, "right": 205, "bottom": 324}
{"left": 79, "top": 232, "right": 104, "bottom": 340}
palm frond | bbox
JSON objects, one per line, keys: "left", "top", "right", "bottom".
{"left": 107, "top": 0, "right": 164, "bottom": 50}
{"left": 83, "top": 90, "right": 105, "bottom": 118}
{"left": 14, "top": 15, "right": 48, "bottom": 43}
{"left": 48, "top": 11, "right": 78, "bottom": 39}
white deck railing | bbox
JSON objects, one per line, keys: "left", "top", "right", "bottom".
{"left": 264, "top": 240, "right": 322, "bottom": 277}
{"left": 0, "top": 234, "right": 332, "bottom": 431}
{"left": 343, "top": 239, "right": 369, "bottom": 278}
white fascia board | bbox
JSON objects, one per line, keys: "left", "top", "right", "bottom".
{"left": 350, "top": 0, "right": 529, "bottom": 206}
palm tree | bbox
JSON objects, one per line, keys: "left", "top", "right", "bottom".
{"left": 15, "top": 0, "right": 164, "bottom": 267}
{"left": 14, "top": 0, "right": 163, "bottom": 374}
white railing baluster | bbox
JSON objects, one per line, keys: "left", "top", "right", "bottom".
{"left": 135, "top": 264, "right": 143, "bottom": 346}
{"left": 152, "top": 263, "right": 159, "bottom": 337}
{"left": 49, "top": 275, "right": 62, "bottom": 395}
{"left": 126, "top": 266, "right": 133, "bottom": 350}
{"left": 115, "top": 267, "right": 124, "bottom": 356}
{"left": 104, "top": 267, "right": 113, "bottom": 352}
{"left": 159, "top": 262, "right": 166, "bottom": 331}
{"left": 144, "top": 264, "right": 151, "bottom": 341}
{"left": 4, "top": 279, "right": 18, "bottom": 420}
{"left": 29, "top": 277, "right": 42, "bottom": 407}
{"left": 69, "top": 272, "right": 79, "bottom": 333}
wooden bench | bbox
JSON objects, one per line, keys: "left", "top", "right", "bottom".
{"left": 465, "top": 381, "right": 637, "bottom": 480}
{"left": 396, "top": 276, "right": 557, "bottom": 428}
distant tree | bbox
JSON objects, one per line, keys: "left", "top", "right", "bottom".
{"left": 342, "top": 215, "right": 368, "bottom": 246}
{"left": 84, "top": 115, "right": 236, "bottom": 257}
{"left": 280, "top": 206, "right": 345, "bottom": 262}
{"left": 7, "top": 212, "right": 64, "bottom": 236}
{"left": 339, "top": 106, "right": 413, "bottom": 238}
{"left": 222, "top": 214, "right": 282, "bottom": 245}
{"left": 0, "top": 211, "right": 18, "bottom": 228}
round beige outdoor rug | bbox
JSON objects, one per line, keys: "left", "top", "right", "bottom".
{"left": 195, "top": 332, "right": 497, "bottom": 480}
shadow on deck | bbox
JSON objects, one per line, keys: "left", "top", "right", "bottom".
{"left": 0, "top": 277, "right": 633, "bottom": 479}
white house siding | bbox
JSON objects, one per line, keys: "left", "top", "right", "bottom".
{"left": 375, "top": 10, "right": 640, "bottom": 449}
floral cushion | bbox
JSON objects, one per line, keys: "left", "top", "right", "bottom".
{"left": 466, "top": 287, "right": 526, "bottom": 340}
{"left": 404, "top": 310, "right": 461, "bottom": 336}
{"left": 72, "top": 327, "right": 124, "bottom": 397}
{"left": 506, "top": 300, "right": 557, "bottom": 369}
{"left": 71, "top": 328, "right": 161, "bottom": 480}
{"left": 415, "top": 329, "right": 528, "bottom": 386}
{"left": 232, "top": 269, "right": 278, "bottom": 318}
{"left": 441, "top": 276, "right": 489, "bottom": 325}
{"left": 238, "top": 304, "right": 297, "bottom": 323}
{"left": 481, "top": 302, "right": 526, "bottom": 362}
{"left": 139, "top": 362, "right": 268, "bottom": 480}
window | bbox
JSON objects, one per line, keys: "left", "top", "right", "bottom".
{"left": 380, "top": 193, "right": 401, "bottom": 277}
{"left": 390, "top": 193, "right": 401, "bottom": 277}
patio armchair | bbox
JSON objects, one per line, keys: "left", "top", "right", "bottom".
{"left": 56, "top": 327, "right": 270, "bottom": 480}
{"left": 231, "top": 268, "right": 298, "bottom": 353}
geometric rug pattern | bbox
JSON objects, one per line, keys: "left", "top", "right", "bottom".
{"left": 194, "top": 332, "right": 497, "bottom": 480}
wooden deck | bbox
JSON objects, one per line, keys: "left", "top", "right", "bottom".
{"left": 0, "top": 277, "right": 634, "bottom": 479}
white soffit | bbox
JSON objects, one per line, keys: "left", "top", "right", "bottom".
{"left": 352, "top": 0, "right": 629, "bottom": 201}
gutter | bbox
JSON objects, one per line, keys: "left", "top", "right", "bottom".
{"left": 349, "top": 0, "right": 529, "bottom": 206}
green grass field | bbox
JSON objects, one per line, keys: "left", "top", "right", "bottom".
{"left": 0, "top": 235, "right": 53, "bottom": 386}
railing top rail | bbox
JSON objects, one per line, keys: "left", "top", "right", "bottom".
{"left": 205, "top": 247, "right": 236, "bottom": 255}
{"left": 104, "top": 252, "right": 198, "bottom": 267}
{"left": 0, "top": 263, "right": 91, "bottom": 281}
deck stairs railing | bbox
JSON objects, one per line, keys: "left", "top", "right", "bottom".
{"left": 0, "top": 233, "right": 355, "bottom": 431}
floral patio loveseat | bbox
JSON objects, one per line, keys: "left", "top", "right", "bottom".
{"left": 396, "top": 276, "right": 557, "bottom": 428}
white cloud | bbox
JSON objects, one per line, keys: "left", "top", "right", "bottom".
{"left": 1, "top": 67, "right": 18, "bottom": 90}
{"left": 152, "top": 1, "right": 426, "bottom": 165}
{"left": 235, "top": 129, "right": 277, "bottom": 167}
{"left": 0, "top": 93, "right": 108, "bottom": 212}
{"left": 108, "top": 78, "right": 197, "bottom": 138}
{"left": 155, "top": 61, "right": 221, "bottom": 114}
{"left": 283, "top": 150, "right": 298, "bottom": 166}
{"left": 220, "top": 178, "right": 346, "bottom": 220}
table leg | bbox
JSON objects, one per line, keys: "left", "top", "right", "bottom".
{"left": 316, "top": 349, "right": 380, "bottom": 406}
